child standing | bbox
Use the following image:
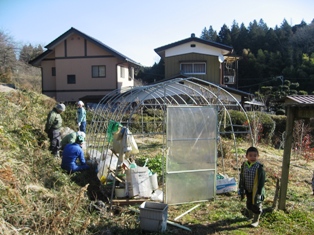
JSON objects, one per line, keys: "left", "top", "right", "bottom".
{"left": 239, "top": 146, "right": 266, "bottom": 227}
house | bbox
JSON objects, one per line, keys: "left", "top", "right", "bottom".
{"left": 154, "top": 33, "right": 252, "bottom": 105}
{"left": 154, "top": 33, "right": 240, "bottom": 87}
{"left": 30, "top": 27, "right": 140, "bottom": 103}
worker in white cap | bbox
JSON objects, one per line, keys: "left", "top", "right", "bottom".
{"left": 77, "top": 100, "right": 86, "bottom": 133}
{"left": 45, "top": 103, "right": 66, "bottom": 157}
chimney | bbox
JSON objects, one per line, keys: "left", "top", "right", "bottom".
{"left": 191, "top": 33, "right": 195, "bottom": 38}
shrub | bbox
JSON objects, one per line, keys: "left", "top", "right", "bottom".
{"left": 247, "top": 111, "right": 275, "bottom": 144}
{"left": 270, "top": 115, "right": 286, "bottom": 148}
{"left": 219, "top": 110, "right": 248, "bottom": 139}
{"left": 276, "top": 109, "right": 286, "bottom": 115}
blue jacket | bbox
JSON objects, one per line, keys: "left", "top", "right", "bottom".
{"left": 61, "top": 143, "right": 88, "bottom": 172}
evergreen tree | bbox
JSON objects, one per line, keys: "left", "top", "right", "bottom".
{"left": 207, "top": 26, "right": 218, "bottom": 41}
{"left": 230, "top": 20, "right": 241, "bottom": 53}
{"left": 234, "top": 23, "right": 249, "bottom": 54}
{"left": 200, "top": 27, "right": 209, "bottom": 40}
{"left": 217, "top": 24, "right": 232, "bottom": 45}
{"left": 200, "top": 26, "right": 218, "bottom": 41}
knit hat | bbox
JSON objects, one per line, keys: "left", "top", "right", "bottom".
{"left": 77, "top": 131, "right": 86, "bottom": 139}
{"left": 77, "top": 100, "right": 84, "bottom": 106}
{"left": 56, "top": 103, "right": 66, "bottom": 112}
{"left": 76, "top": 135, "right": 85, "bottom": 144}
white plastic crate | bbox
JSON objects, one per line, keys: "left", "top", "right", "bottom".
{"left": 139, "top": 201, "right": 168, "bottom": 232}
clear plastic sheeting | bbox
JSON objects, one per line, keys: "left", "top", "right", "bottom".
{"left": 166, "top": 106, "right": 217, "bottom": 204}
{"left": 166, "top": 171, "right": 216, "bottom": 204}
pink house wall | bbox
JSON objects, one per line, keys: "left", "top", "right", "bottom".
{"left": 47, "top": 35, "right": 121, "bottom": 101}
{"left": 38, "top": 30, "right": 136, "bottom": 102}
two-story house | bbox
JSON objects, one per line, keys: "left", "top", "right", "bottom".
{"left": 154, "top": 33, "right": 252, "bottom": 105}
{"left": 30, "top": 27, "right": 140, "bottom": 103}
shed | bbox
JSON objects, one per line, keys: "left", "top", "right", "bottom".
{"left": 279, "top": 95, "right": 314, "bottom": 210}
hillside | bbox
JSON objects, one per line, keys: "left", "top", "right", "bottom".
{"left": 1, "top": 87, "right": 314, "bottom": 235}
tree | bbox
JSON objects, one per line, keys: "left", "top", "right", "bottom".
{"left": 0, "top": 30, "right": 17, "bottom": 83}
{"left": 208, "top": 26, "right": 218, "bottom": 42}
{"left": 136, "top": 59, "right": 165, "bottom": 84}
{"left": 217, "top": 24, "right": 232, "bottom": 45}
{"left": 200, "top": 27, "right": 209, "bottom": 40}
{"left": 264, "top": 28, "right": 280, "bottom": 52}
{"left": 247, "top": 19, "right": 267, "bottom": 54}
{"left": 19, "top": 44, "right": 43, "bottom": 63}
{"left": 234, "top": 23, "right": 249, "bottom": 54}
{"left": 230, "top": 20, "right": 240, "bottom": 52}
{"left": 200, "top": 26, "right": 217, "bottom": 41}
{"left": 255, "top": 49, "right": 268, "bottom": 78}
{"left": 19, "top": 44, "right": 33, "bottom": 63}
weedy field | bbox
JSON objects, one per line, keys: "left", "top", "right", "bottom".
{"left": 1, "top": 86, "right": 314, "bottom": 235}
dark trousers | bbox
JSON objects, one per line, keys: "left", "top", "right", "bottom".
{"left": 48, "top": 129, "right": 61, "bottom": 154}
{"left": 79, "top": 121, "right": 86, "bottom": 133}
{"left": 246, "top": 192, "right": 263, "bottom": 214}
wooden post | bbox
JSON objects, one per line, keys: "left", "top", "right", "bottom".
{"left": 272, "top": 178, "right": 280, "bottom": 209}
{"left": 278, "top": 106, "right": 295, "bottom": 210}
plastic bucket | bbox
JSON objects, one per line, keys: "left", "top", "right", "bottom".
{"left": 115, "top": 187, "right": 126, "bottom": 198}
{"left": 150, "top": 173, "right": 158, "bottom": 190}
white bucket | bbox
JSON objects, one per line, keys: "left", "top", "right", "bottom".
{"left": 150, "top": 173, "right": 158, "bottom": 190}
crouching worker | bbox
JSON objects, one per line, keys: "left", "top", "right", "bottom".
{"left": 239, "top": 146, "right": 266, "bottom": 227}
{"left": 61, "top": 135, "right": 90, "bottom": 173}
{"left": 61, "top": 131, "right": 86, "bottom": 150}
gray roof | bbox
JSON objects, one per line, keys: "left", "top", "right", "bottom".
{"left": 285, "top": 95, "right": 314, "bottom": 105}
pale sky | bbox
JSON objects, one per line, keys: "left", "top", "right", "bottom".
{"left": 1, "top": 0, "right": 313, "bottom": 66}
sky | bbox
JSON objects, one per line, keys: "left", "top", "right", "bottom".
{"left": 1, "top": 0, "right": 313, "bottom": 67}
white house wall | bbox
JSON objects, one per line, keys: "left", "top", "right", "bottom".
{"left": 165, "top": 41, "right": 230, "bottom": 58}
{"left": 117, "top": 65, "right": 134, "bottom": 89}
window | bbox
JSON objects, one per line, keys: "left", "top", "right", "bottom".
{"left": 52, "top": 67, "right": 56, "bottom": 76}
{"left": 180, "top": 62, "right": 206, "bottom": 74}
{"left": 67, "top": 75, "right": 76, "bottom": 84}
{"left": 92, "top": 65, "right": 106, "bottom": 78}
{"left": 129, "top": 67, "right": 134, "bottom": 81}
{"left": 120, "top": 66, "right": 125, "bottom": 78}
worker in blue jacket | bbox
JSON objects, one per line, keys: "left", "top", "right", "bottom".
{"left": 61, "top": 135, "right": 89, "bottom": 173}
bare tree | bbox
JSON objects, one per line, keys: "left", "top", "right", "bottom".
{"left": 0, "top": 30, "right": 17, "bottom": 83}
